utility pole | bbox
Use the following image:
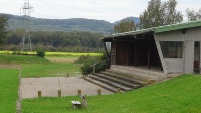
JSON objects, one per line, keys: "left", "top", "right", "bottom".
{"left": 20, "top": 0, "right": 33, "bottom": 52}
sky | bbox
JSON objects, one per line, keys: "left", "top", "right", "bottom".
{"left": 0, "top": 0, "right": 201, "bottom": 23}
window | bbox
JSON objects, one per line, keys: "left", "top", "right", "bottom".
{"left": 160, "top": 41, "right": 183, "bottom": 58}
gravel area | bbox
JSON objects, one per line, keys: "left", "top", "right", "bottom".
{"left": 21, "top": 77, "right": 113, "bottom": 99}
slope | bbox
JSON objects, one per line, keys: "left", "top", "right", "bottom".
{"left": 22, "top": 74, "right": 201, "bottom": 113}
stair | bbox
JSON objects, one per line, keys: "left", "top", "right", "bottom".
{"left": 84, "top": 65, "right": 167, "bottom": 93}
{"left": 110, "top": 65, "right": 166, "bottom": 83}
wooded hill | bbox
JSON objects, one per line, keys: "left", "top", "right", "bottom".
{"left": 7, "top": 14, "right": 139, "bottom": 34}
{"left": 2, "top": 14, "right": 139, "bottom": 52}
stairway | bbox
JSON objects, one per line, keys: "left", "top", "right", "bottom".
{"left": 84, "top": 65, "right": 166, "bottom": 93}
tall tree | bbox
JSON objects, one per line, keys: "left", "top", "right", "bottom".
{"left": 0, "top": 14, "right": 8, "bottom": 45}
{"left": 114, "top": 18, "right": 136, "bottom": 33}
{"left": 186, "top": 8, "right": 201, "bottom": 21}
{"left": 139, "top": 0, "right": 183, "bottom": 29}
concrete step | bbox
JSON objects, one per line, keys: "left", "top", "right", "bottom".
{"left": 105, "top": 69, "right": 157, "bottom": 84}
{"left": 101, "top": 71, "right": 149, "bottom": 86}
{"left": 110, "top": 65, "right": 165, "bottom": 80}
{"left": 108, "top": 65, "right": 167, "bottom": 83}
{"left": 89, "top": 75, "right": 135, "bottom": 92}
{"left": 84, "top": 77, "right": 121, "bottom": 93}
{"left": 94, "top": 73, "right": 141, "bottom": 88}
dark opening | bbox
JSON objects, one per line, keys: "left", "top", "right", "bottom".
{"left": 112, "top": 33, "right": 162, "bottom": 69}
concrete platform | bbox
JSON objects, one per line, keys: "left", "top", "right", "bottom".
{"left": 21, "top": 77, "right": 113, "bottom": 99}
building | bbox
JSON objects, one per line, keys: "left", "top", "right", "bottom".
{"left": 102, "top": 20, "right": 201, "bottom": 77}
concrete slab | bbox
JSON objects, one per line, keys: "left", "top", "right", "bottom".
{"left": 21, "top": 77, "right": 113, "bottom": 99}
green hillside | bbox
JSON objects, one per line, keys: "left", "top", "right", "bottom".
{"left": 6, "top": 14, "right": 140, "bottom": 34}
{"left": 7, "top": 14, "right": 113, "bottom": 34}
{"left": 22, "top": 74, "right": 201, "bottom": 113}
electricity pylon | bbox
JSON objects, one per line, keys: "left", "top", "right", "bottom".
{"left": 20, "top": 0, "right": 33, "bottom": 52}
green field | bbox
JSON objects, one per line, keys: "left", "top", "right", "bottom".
{"left": 1, "top": 52, "right": 201, "bottom": 112}
{"left": 0, "top": 52, "right": 100, "bottom": 77}
{"left": 0, "top": 68, "right": 19, "bottom": 113}
{"left": 0, "top": 54, "right": 81, "bottom": 77}
{"left": 21, "top": 75, "right": 201, "bottom": 113}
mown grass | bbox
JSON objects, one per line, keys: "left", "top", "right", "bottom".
{"left": 22, "top": 63, "right": 80, "bottom": 77}
{"left": 22, "top": 75, "right": 201, "bottom": 113}
{"left": 0, "top": 54, "right": 50, "bottom": 65}
{"left": 0, "top": 54, "right": 81, "bottom": 77}
{"left": 0, "top": 68, "right": 19, "bottom": 113}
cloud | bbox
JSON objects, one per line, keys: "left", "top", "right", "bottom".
{"left": 0, "top": 0, "right": 201, "bottom": 22}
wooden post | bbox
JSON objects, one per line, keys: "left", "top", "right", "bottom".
{"left": 148, "top": 40, "right": 151, "bottom": 69}
{"left": 78, "top": 90, "right": 81, "bottom": 96}
{"left": 93, "top": 65, "right": 95, "bottom": 74}
{"left": 38, "top": 91, "right": 42, "bottom": 97}
{"left": 97, "top": 89, "right": 101, "bottom": 95}
{"left": 58, "top": 90, "right": 61, "bottom": 97}
{"left": 117, "top": 88, "right": 121, "bottom": 93}
{"left": 102, "top": 40, "right": 110, "bottom": 66}
{"left": 67, "top": 73, "right": 69, "bottom": 77}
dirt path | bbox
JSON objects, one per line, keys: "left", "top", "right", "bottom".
{"left": 21, "top": 77, "right": 113, "bottom": 99}
{"left": 16, "top": 67, "right": 22, "bottom": 113}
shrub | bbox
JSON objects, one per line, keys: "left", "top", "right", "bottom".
{"left": 74, "top": 54, "right": 91, "bottom": 64}
{"left": 80, "top": 58, "right": 94, "bottom": 75}
{"left": 36, "top": 49, "right": 46, "bottom": 57}
{"left": 78, "top": 52, "right": 109, "bottom": 75}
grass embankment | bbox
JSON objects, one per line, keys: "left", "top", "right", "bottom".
{"left": 0, "top": 68, "right": 19, "bottom": 113}
{"left": 0, "top": 54, "right": 80, "bottom": 77}
{"left": 22, "top": 75, "right": 201, "bottom": 113}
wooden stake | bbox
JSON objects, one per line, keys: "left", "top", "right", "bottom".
{"left": 117, "top": 88, "right": 121, "bottom": 93}
{"left": 97, "top": 89, "right": 101, "bottom": 95}
{"left": 38, "top": 91, "right": 42, "bottom": 97}
{"left": 58, "top": 90, "right": 61, "bottom": 97}
{"left": 78, "top": 90, "right": 81, "bottom": 96}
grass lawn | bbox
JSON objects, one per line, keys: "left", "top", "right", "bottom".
{"left": 21, "top": 56, "right": 80, "bottom": 78}
{"left": 0, "top": 68, "right": 19, "bottom": 113}
{"left": 22, "top": 63, "right": 80, "bottom": 77}
{"left": 22, "top": 74, "right": 201, "bottom": 113}
{"left": 0, "top": 54, "right": 81, "bottom": 78}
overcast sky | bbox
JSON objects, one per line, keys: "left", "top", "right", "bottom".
{"left": 0, "top": 0, "right": 200, "bottom": 23}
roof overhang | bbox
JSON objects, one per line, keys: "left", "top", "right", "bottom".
{"left": 154, "top": 20, "right": 201, "bottom": 33}
{"left": 102, "top": 20, "right": 201, "bottom": 41}
{"left": 102, "top": 28, "right": 154, "bottom": 41}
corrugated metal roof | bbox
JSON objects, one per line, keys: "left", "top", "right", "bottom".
{"left": 154, "top": 20, "right": 201, "bottom": 33}
{"left": 102, "top": 20, "right": 201, "bottom": 40}
{"left": 102, "top": 28, "right": 154, "bottom": 39}
{"left": 111, "top": 28, "right": 154, "bottom": 37}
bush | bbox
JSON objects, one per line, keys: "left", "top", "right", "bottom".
{"left": 78, "top": 52, "right": 109, "bottom": 75}
{"left": 80, "top": 58, "right": 94, "bottom": 75}
{"left": 74, "top": 54, "right": 91, "bottom": 64}
{"left": 36, "top": 49, "right": 46, "bottom": 57}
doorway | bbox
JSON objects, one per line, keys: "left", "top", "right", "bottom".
{"left": 194, "top": 41, "right": 200, "bottom": 73}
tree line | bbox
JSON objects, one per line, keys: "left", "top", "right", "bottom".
{"left": 3, "top": 30, "right": 104, "bottom": 52}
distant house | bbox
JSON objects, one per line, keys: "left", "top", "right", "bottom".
{"left": 102, "top": 20, "right": 201, "bottom": 77}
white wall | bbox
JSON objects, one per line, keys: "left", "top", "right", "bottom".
{"left": 154, "top": 27, "right": 201, "bottom": 74}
